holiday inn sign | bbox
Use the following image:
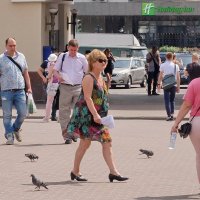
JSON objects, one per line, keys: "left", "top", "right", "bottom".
{"left": 142, "top": 2, "right": 195, "bottom": 16}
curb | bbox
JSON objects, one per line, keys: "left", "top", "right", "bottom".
{"left": 0, "top": 116, "right": 190, "bottom": 121}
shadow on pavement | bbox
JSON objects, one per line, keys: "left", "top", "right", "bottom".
{"left": 109, "top": 93, "right": 184, "bottom": 111}
{"left": 135, "top": 193, "right": 200, "bottom": 200}
{"left": 13, "top": 143, "right": 65, "bottom": 147}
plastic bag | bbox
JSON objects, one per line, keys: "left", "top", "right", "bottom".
{"left": 27, "top": 93, "right": 37, "bottom": 115}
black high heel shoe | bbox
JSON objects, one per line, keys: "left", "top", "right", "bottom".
{"left": 71, "top": 136, "right": 77, "bottom": 142}
{"left": 108, "top": 174, "right": 129, "bottom": 182}
{"left": 70, "top": 172, "right": 88, "bottom": 181}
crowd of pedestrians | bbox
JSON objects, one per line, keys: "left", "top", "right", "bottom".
{"left": 1, "top": 37, "right": 200, "bottom": 185}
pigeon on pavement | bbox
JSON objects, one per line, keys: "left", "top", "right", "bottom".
{"left": 25, "top": 153, "right": 39, "bottom": 161}
{"left": 30, "top": 174, "right": 48, "bottom": 190}
{"left": 139, "top": 149, "right": 154, "bottom": 158}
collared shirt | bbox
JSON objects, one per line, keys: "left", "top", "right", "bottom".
{"left": 54, "top": 52, "right": 88, "bottom": 85}
{"left": 0, "top": 51, "right": 28, "bottom": 91}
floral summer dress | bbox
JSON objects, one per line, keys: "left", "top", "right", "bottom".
{"left": 67, "top": 73, "right": 111, "bottom": 143}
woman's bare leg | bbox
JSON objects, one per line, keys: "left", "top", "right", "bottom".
{"left": 189, "top": 117, "right": 200, "bottom": 183}
{"left": 72, "top": 139, "right": 91, "bottom": 175}
{"left": 106, "top": 73, "right": 111, "bottom": 88}
{"left": 102, "top": 142, "right": 119, "bottom": 175}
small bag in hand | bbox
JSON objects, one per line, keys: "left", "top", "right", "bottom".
{"left": 178, "top": 106, "right": 200, "bottom": 139}
{"left": 27, "top": 93, "right": 37, "bottom": 115}
{"left": 178, "top": 122, "right": 192, "bottom": 139}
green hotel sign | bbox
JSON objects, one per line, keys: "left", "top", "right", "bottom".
{"left": 142, "top": 3, "right": 195, "bottom": 16}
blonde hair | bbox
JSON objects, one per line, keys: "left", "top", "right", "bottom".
{"left": 87, "top": 49, "right": 107, "bottom": 72}
{"left": 192, "top": 53, "right": 199, "bottom": 61}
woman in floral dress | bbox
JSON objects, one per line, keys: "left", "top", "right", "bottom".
{"left": 67, "top": 49, "right": 128, "bottom": 182}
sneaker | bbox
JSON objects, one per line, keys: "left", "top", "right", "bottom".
{"left": 14, "top": 130, "right": 22, "bottom": 142}
{"left": 6, "top": 134, "right": 14, "bottom": 145}
{"left": 170, "top": 116, "right": 174, "bottom": 121}
{"left": 166, "top": 116, "right": 173, "bottom": 121}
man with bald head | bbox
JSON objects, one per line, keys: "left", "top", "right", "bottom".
{"left": 0, "top": 37, "right": 32, "bottom": 145}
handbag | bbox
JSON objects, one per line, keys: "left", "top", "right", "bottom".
{"left": 178, "top": 106, "right": 200, "bottom": 138}
{"left": 162, "top": 64, "right": 176, "bottom": 90}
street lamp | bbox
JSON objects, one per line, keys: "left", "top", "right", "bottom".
{"left": 67, "top": 8, "right": 78, "bottom": 39}
{"left": 46, "top": 8, "right": 58, "bottom": 51}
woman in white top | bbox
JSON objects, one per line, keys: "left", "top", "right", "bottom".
{"left": 43, "top": 53, "right": 59, "bottom": 122}
{"left": 157, "top": 52, "right": 180, "bottom": 121}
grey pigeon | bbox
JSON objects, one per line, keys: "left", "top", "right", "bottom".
{"left": 30, "top": 174, "right": 48, "bottom": 190}
{"left": 25, "top": 153, "right": 39, "bottom": 161}
{"left": 139, "top": 149, "right": 154, "bottom": 158}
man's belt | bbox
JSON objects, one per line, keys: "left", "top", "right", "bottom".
{"left": 61, "top": 83, "right": 81, "bottom": 87}
{"left": 2, "top": 89, "right": 23, "bottom": 92}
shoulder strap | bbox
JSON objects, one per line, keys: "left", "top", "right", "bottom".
{"left": 174, "top": 64, "right": 176, "bottom": 75}
{"left": 190, "top": 106, "right": 200, "bottom": 122}
{"left": 149, "top": 53, "right": 158, "bottom": 65}
{"left": 61, "top": 53, "right": 66, "bottom": 71}
{"left": 7, "top": 56, "right": 23, "bottom": 74}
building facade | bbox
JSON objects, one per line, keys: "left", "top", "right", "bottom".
{"left": 74, "top": 0, "right": 200, "bottom": 48}
{"left": 0, "top": 0, "right": 74, "bottom": 102}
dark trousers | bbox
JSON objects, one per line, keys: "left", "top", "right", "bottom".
{"left": 163, "top": 86, "right": 176, "bottom": 117}
{"left": 51, "top": 89, "right": 60, "bottom": 119}
{"left": 147, "top": 71, "right": 159, "bottom": 94}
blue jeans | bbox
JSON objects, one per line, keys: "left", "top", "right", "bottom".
{"left": 163, "top": 86, "right": 176, "bottom": 117}
{"left": 1, "top": 89, "right": 27, "bottom": 138}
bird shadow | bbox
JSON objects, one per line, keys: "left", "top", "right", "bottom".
{"left": 25, "top": 189, "right": 48, "bottom": 192}
{"left": 22, "top": 160, "right": 37, "bottom": 163}
{"left": 134, "top": 193, "right": 200, "bottom": 200}
{"left": 137, "top": 157, "right": 151, "bottom": 159}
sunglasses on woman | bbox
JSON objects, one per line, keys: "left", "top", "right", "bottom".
{"left": 97, "top": 58, "right": 107, "bottom": 63}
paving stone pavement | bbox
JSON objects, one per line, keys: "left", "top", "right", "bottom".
{"left": 0, "top": 118, "right": 199, "bottom": 200}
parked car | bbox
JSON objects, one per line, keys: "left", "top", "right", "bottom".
{"left": 176, "top": 53, "right": 192, "bottom": 84}
{"left": 103, "top": 57, "right": 147, "bottom": 89}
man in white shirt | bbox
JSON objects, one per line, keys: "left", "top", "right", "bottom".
{"left": 54, "top": 39, "right": 88, "bottom": 144}
{"left": 157, "top": 52, "right": 180, "bottom": 121}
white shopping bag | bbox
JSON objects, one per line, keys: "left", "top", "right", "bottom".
{"left": 101, "top": 115, "right": 115, "bottom": 129}
{"left": 27, "top": 93, "right": 37, "bottom": 115}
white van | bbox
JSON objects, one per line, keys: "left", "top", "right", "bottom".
{"left": 76, "top": 33, "right": 148, "bottom": 58}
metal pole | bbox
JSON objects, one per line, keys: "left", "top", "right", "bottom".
{"left": 72, "top": 13, "right": 77, "bottom": 39}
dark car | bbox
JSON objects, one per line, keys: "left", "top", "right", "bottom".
{"left": 159, "top": 52, "right": 191, "bottom": 84}
{"left": 159, "top": 52, "right": 167, "bottom": 63}
{"left": 175, "top": 53, "right": 192, "bottom": 84}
